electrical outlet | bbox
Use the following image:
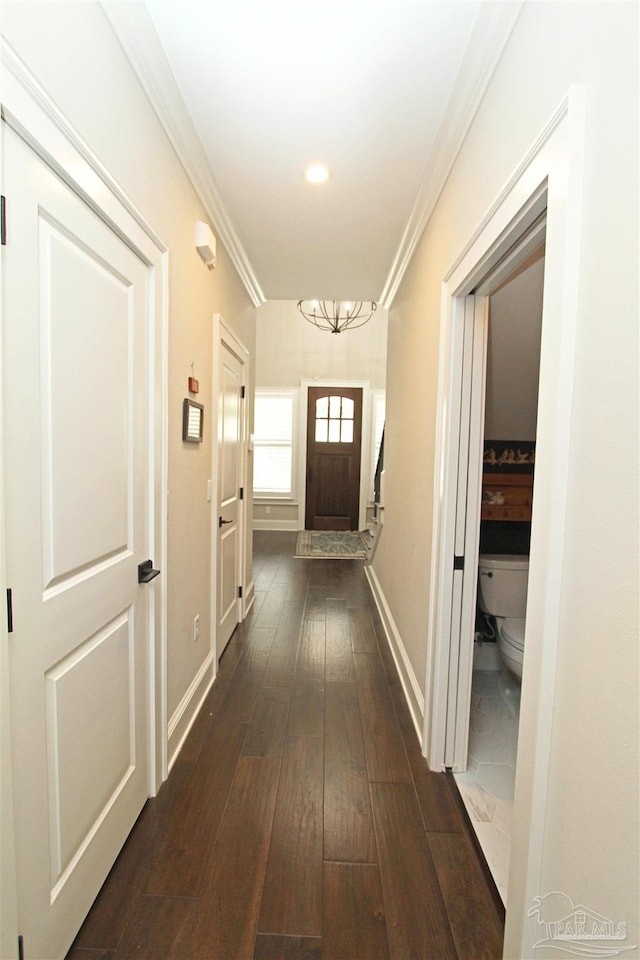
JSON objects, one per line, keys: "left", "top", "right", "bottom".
{"left": 266, "top": 506, "right": 271, "bottom": 514}
{"left": 193, "top": 614, "right": 200, "bottom": 643}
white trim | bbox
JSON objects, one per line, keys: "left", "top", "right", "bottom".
{"left": 166, "top": 653, "right": 215, "bottom": 772}
{"left": 365, "top": 567, "right": 424, "bottom": 746}
{"left": 155, "top": 248, "right": 170, "bottom": 789}
{"left": 253, "top": 519, "right": 300, "bottom": 532}
{"left": 379, "top": 2, "right": 523, "bottom": 307}
{"left": 253, "top": 497, "right": 299, "bottom": 505}
{"left": 0, "top": 85, "right": 19, "bottom": 960}
{"left": 425, "top": 94, "right": 570, "bottom": 766}
{"left": 102, "top": 2, "right": 265, "bottom": 307}
{"left": 1, "top": 38, "right": 166, "bottom": 253}
{"left": 299, "top": 379, "right": 372, "bottom": 532}
{"left": 102, "top": 1, "right": 522, "bottom": 313}
{"left": 424, "top": 87, "right": 587, "bottom": 958}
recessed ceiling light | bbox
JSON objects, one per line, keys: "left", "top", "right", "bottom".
{"left": 304, "top": 163, "right": 330, "bottom": 184}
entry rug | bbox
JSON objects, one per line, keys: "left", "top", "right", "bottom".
{"left": 295, "top": 530, "right": 370, "bottom": 560}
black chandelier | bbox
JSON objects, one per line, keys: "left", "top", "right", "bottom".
{"left": 297, "top": 299, "right": 377, "bottom": 334}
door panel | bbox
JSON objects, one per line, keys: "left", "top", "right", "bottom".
{"left": 41, "top": 214, "right": 132, "bottom": 587}
{"left": 444, "top": 296, "right": 488, "bottom": 769}
{"left": 217, "top": 341, "right": 243, "bottom": 656}
{"left": 3, "top": 126, "right": 151, "bottom": 958}
{"left": 305, "top": 387, "right": 363, "bottom": 530}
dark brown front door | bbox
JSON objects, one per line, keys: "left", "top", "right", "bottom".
{"left": 305, "top": 386, "right": 363, "bottom": 530}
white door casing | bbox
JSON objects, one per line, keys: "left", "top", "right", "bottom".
{"left": 214, "top": 316, "right": 248, "bottom": 658}
{"left": 1, "top": 43, "right": 168, "bottom": 959}
{"left": 425, "top": 88, "right": 585, "bottom": 957}
{"left": 435, "top": 215, "right": 549, "bottom": 773}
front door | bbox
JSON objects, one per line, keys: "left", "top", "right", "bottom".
{"left": 3, "top": 125, "right": 154, "bottom": 958}
{"left": 305, "top": 387, "right": 363, "bottom": 530}
{"left": 216, "top": 333, "right": 245, "bottom": 656}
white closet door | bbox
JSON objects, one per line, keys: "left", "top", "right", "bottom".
{"left": 216, "top": 338, "right": 243, "bottom": 656}
{"left": 444, "top": 295, "right": 488, "bottom": 769}
{"left": 4, "top": 125, "right": 153, "bottom": 958}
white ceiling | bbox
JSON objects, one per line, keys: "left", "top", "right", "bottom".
{"left": 105, "top": 1, "right": 522, "bottom": 305}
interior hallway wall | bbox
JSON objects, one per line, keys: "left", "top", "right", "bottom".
{"left": 371, "top": 2, "right": 638, "bottom": 956}
{"left": 0, "top": 1, "right": 256, "bottom": 759}
{"left": 256, "top": 299, "right": 388, "bottom": 388}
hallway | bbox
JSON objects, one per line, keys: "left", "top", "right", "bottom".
{"left": 67, "top": 532, "right": 504, "bottom": 960}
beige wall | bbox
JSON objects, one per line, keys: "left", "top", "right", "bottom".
{"left": 373, "top": 2, "right": 638, "bottom": 956}
{"left": 0, "top": 1, "right": 256, "bottom": 749}
{"left": 256, "top": 299, "right": 387, "bottom": 387}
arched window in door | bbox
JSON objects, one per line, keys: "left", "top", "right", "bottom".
{"left": 314, "top": 395, "right": 355, "bottom": 443}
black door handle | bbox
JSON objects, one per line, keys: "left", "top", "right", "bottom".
{"left": 219, "top": 517, "right": 233, "bottom": 527}
{"left": 138, "top": 559, "right": 160, "bottom": 584}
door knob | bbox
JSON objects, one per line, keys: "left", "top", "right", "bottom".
{"left": 219, "top": 517, "right": 233, "bottom": 527}
{"left": 138, "top": 560, "right": 160, "bottom": 583}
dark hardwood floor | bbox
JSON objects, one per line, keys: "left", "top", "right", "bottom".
{"left": 67, "top": 531, "right": 504, "bottom": 960}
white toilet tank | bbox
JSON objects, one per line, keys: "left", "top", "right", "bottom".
{"left": 477, "top": 554, "right": 529, "bottom": 619}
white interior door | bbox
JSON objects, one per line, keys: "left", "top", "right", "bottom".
{"left": 444, "top": 295, "right": 488, "bottom": 769}
{"left": 3, "top": 125, "right": 154, "bottom": 958}
{"left": 216, "top": 336, "right": 244, "bottom": 656}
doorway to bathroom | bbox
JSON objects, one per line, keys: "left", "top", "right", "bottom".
{"left": 432, "top": 196, "right": 548, "bottom": 781}
{"left": 425, "top": 91, "right": 585, "bottom": 948}
{"left": 453, "top": 239, "right": 545, "bottom": 902}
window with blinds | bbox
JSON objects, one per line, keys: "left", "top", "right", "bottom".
{"left": 253, "top": 392, "right": 294, "bottom": 496}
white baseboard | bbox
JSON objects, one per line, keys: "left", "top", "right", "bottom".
{"left": 365, "top": 566, "right": 425, "bottom": 747}
{"left": 167, "top": 651, "right": 215, "bottom": 771}
{"left": 253, "top": 519, "right": 300, "bottom": 531}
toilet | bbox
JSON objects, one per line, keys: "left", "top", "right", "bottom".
{"left": 477, "top": 554, "right": 529, "bottom": 680}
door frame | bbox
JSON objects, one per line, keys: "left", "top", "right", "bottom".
{"left": 299, "top": 379, "right": 372, "bottom": 532}
{"left": 424, "top": 87, "right": 586, "bottom": 951}
{"left": 211, "top": 315, "right": 250, "bottom": 666}
{"left": 439, "top": 211, "right": 547, "bottom": 772}
{"left": 0, "top": 40, "right": 169, "bottom": 953}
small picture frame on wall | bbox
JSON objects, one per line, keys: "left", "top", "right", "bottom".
{"left": 182, "top": 398, "right": 204, "bottom": 443}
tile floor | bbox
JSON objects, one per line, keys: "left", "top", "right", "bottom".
{"left": 453, "top": 654, "right": 521, "bottom": 905}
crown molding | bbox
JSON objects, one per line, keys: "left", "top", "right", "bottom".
{"left": 102, "top": 1, "right": 522, "bottom": 312}
{"left": 0, "top": 36, "right": 167, "bottom": 255}
{"left": 101, "top": 1, "right": 265, "bottom": 307}
{"left": 379, "top": 1, "right": 524, "bottom": 309}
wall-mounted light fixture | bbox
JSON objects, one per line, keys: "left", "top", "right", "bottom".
{"left": 195, "top": 220, "right": 217, "bottom": 270}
